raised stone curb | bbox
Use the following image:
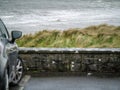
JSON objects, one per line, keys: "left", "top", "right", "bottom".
{"left": 19, "top": 47, "right": 120, "bottom": 54}
{"left": 19, "top": 48, "right": 120, "bottom": 76}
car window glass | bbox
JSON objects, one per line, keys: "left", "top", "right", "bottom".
{"left": 0, "top": 20, "right": 9, "bottom": 39}
{"left": 0, "top": 28, "right": 3, "bottom": 37}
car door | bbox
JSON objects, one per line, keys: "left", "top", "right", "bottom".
{"left": 0, "top": 20, "right": 18, "bottom": 81}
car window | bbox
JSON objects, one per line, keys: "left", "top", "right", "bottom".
{"left": 0, "top": 20, "right": 9, "bottom": 39}
{"left": 0, "top": 28, "right": 3, "bottom": 36}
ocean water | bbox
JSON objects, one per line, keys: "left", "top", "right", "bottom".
{"left": 0, "top": 0, "right": 120, "bottom": 34}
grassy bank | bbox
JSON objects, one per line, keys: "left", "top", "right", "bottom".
{"left": 17, "top": 24, "right": 120, "bottom": 48}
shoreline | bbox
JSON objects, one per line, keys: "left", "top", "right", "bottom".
{"left": 7, "top": 23, "right": 120, "bottom": 35}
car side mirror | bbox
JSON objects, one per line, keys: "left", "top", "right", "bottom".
{"left": 11, "top": 31, "right": 22, "bottom": 43}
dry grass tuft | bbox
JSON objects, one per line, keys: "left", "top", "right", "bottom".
{"left": 17, "top": 24, "right": 120, "bottom": 48}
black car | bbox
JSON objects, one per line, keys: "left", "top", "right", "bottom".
{"left": 0, "top": 19, "right": 24, "bottom": 90}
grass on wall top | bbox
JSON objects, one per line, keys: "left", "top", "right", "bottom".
{"left": 17, "top": 24, "right": 120, "bottom": 48}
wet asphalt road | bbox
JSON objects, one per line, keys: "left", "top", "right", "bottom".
{"left": 24, "top": 76, "right": 120, "bottom": 90}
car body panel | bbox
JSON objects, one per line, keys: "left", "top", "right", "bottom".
{"left": 0, "top": 41, "right": 8, "bottom": 87}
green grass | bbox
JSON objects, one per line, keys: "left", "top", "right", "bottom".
{"left": 17, "top": 24, "right": 120, "bottom": 48}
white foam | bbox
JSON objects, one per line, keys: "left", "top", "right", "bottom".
{"left": 1, "top": 8, "right": 120, "bottom": 34}
{"left": 1, "top": 15, "right": 14, "bottom": 19}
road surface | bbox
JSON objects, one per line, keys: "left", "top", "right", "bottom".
{"left": 24, "top": 76, "right": 120, "bottom": 90}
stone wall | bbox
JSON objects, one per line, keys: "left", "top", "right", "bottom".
{"left": 19, "top": 48, "right": 120, "bottom": 75}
